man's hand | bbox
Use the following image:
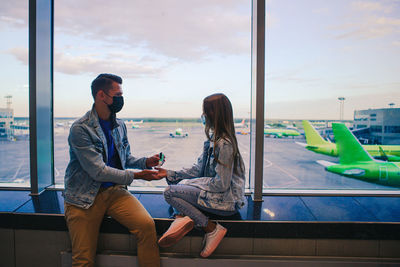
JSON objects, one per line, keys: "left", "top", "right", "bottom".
{"left": 145, "top": 154, "right": 160, "bottom": 168}
{"left": 135, "top": 169, "right": 164, "bottom": 181}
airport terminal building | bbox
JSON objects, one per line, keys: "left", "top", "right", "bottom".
{"left": 354, "top": 108, "right": 400, "bottom": 145}
{"left": 0, "top": 107, "right": 13, "bottom": 138}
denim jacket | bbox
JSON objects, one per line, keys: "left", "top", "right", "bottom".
{"left": 167, "top": 138, "right": 245, "bottom": 211}
{"left": 63, "top": 106, "right": 148, "bottom": 209}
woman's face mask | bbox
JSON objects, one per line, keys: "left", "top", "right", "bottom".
{"left": 104, "top": 92, "right": 124, "bottom": 113}
{"left": 201, "top": 114, "right": 207, "bottom": 125}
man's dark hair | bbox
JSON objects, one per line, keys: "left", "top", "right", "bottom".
{"left": 91, "top": 73, "right": 123, "bottom": 99}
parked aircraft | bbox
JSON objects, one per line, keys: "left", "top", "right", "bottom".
{"left": 317, "top": 123, "right": 400, "bottom": 187}
{"left": 264, "top": 125, "right": 300, "bottom": 138}
{"left": 299, "top": 120, "right": 400, "bottom": 161}
{"left": 169, "top": 128, "right": 188, "bottom": 138}
{"left": 376, "top": 146, "right": 400, "bottom": 162}
{"left": 125, "top": 120, "right": 143, "bottom": 129}
{"left": 234, "top": 119, "right": 247, "bottom": 129}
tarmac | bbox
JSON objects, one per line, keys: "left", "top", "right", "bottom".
{"left": 0, "top": 123, "right": 395, "bottom": 190}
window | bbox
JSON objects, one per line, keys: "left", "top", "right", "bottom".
{"left": 371, "top": 126, "right": 382, "bottom": 133}
{"left": 264, "top": 1, "right": 400, "bottom": 191}
{"left": 385, "top": 126, "right": 400, "bottom": 134}
{"left": 54, "top": 1, "right": 251, "bottom": 188}
{"left": 0, "top": 1, "right": 30, "bottom": 187}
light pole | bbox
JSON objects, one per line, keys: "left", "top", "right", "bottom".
{"left": 338, "top": 97, "right": 345, "bottom": 121}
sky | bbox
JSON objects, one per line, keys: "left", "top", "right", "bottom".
{"left": 0, "top": 0, "right": 399, "bottom": 120}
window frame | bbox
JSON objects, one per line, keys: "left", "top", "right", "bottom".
{"left": 2, "top": 0, "right": 399, "bottom": 198}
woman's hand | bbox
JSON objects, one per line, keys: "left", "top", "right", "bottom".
{"left": 155, "top": 167, "right": 168, "bottom": 178}
{"left": 135, "top": 169, "right": 164, "bottom": 181}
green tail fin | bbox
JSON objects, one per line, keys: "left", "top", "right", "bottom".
{"left": 332, "top": 123, "right": 374, "bottom": 164}
{"left": 302, "top": 120, "right": 328, "bottom": 146}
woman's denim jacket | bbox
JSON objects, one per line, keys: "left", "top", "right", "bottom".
{"left": 63, "top": 106, "right": 147, "bottom": 209}
{"left": 167, "top": 138, "right": 245, "bottom": 211}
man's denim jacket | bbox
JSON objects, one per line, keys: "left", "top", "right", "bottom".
{"left": 63, "top": 106, "right": 147, "bottom": 209}
{"left": 167, "top": 138, "right": 246, "bottom": 211}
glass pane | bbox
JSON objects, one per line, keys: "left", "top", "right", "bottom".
{"left": 36, "top": 0, "right": 53, "bottom": 190}
{"left": 0, "top": 1, "right": 30, "bottom": 187}
{"left": 54, "top": 1, "right": 251, "bottom": 188}
{"left": 264, "top": 1, "right": 400, "bottom": 191}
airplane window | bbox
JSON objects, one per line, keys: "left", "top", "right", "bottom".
{"left": 53, "top": 0, "right": 251, "bottom": 188}
{"left": 0, "top": 0, "right": 30, "bottom": 187}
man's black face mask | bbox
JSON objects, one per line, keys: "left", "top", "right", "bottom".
{"left": 104, "top": 92, "right": 124, "bottom": 113}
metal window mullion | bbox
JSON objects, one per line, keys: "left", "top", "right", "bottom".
{"left": 50, "top": 0, "right": 55, "bottom": 185}
{"left": 250, "top": 0, "right": 265, "bottom": 202}
{"left": 29, "top": 0, "right": 38, "bottom": 194}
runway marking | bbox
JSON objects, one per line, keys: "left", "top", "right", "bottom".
{"left": 262, "top": 158, "right": 300, "bottom": 187}
{"left": 263, "top": 157, "right": 300, "bottom": 187}
{"left": 12, "top": 162, "right": 23, "bottom": 180}
{"left": 264, "top": 158, "right": 273, "bottom": 168}
{"left": 273, "top": 163, "right": 300, "bottom": 183}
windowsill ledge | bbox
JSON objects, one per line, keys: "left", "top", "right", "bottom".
{"left": 1, "top": 189, "right": 400, "bottom": 240}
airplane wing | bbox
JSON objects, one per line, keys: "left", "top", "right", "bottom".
{"left": 316, "top": 160, "right": 337, "bottom": 167}
{"left": 295, "top": 142, "right": 307, "bottom": 147}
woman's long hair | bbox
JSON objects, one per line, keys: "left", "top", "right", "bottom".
{"left": 203, "top": 93, "right": 244, "bottom": 174}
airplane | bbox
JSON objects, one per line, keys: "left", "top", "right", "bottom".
{"left": 317, "top": 123, "right": 400, "bottom": 187}
{"left": 264, "top": 125, "right": 300, "bottom": 138}
{"left": 125, "top": 120, "right": 144, "bottom": 129}
{"left": 376, "top": 146, "right": 400, "bottom": 162}
{"left": 299, "top": 120, "right": 400, "bottom": 161}
{"left": 234, "top": 119, "right": 247, "bottom": 129}
{"left": 169, "top": 128, "right": 188, "bottom": 138}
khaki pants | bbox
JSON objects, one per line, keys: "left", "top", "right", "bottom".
{"left": 64, "top": 185, "right": 160, "bottom": 267}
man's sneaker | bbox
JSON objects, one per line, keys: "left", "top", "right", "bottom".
{"left": 158, "top": 216, "right": 194, "bottom": 247}
{"left": 200, "top": 223, "right": 227, "bottom": 258}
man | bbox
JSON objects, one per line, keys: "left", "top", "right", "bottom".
{"left": 63, "top": 73, "right": 162, "bottom": 267}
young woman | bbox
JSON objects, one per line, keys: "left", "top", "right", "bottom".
{"left": 156, "top": 93, "right": 246, "bottom": 258}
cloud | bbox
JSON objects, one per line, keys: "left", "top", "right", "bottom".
{"left": 6, "top": 47, "right": 165, "bottom": 78}
{"left": 54, "top": 52, "right": 165, "bottom": 78}
{"left": 332, "top": 1, "right": 400, "bottom": 40}
{"left": 352, "top": 1, "right": 394, "bottom": 13}
{"left": 312, "top": 7, "right": 330, "bottom": 15}
{"left": 6, "top": 47, "right": 28, "bottom": 64}
{"left": 54, "top": 0, "right": 250, "bottom": 60}
{"left": 334, "top": 16, "right": 400, "bottom": 40}
{"left": 0, "top": 1, "right": 28, "bottom": 28}
{"left": 1, "top": 1, "right": 250, "bottom": 61}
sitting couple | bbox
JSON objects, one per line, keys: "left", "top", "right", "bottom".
{"left": 63, "top": 73, "right": 245, "bottom": 267}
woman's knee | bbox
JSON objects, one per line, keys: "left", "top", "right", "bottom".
{"left": 163, "top": 185, "right": 172, "bottom": 202}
